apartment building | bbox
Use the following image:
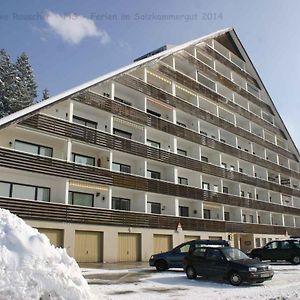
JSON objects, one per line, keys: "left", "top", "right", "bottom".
{"left": 0, "top": 28, "right": 299, "bottom": 263}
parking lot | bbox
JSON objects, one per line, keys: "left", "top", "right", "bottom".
{"left": 83, "top": 263, "right": 300, "bottom": 299}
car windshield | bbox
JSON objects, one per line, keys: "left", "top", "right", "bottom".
{"left": 222, "top": 248, "right": 249, "bottom": 261}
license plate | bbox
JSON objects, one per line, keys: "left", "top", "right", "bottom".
{"left": 260, "top": 273, "right": 270, "bottom": 278}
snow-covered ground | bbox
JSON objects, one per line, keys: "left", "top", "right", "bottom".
{"left": 85, "top": 264, "right": 300, "bottom": 300}
{"left": 0, "top": 209, "right": 92, "bottom": 300}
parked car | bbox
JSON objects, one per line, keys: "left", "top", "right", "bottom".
{"left": 149, "top": 239, "right": 229, "bottom": 271}
{"left": 184, "top": 246, "right": 274, "bottom": 286}
{"left": 249, "top": 239, "right": 300, "bottom": 264}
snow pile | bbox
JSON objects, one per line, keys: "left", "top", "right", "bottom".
{"left": 0, "top": 208, "right": 93, "bottom": 300}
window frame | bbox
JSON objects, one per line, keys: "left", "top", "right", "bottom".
{"left": 148, "top": 201, "right": 161, "bottom": 214}
{"left": 112, "top": 162, "right": 131, "bottom": 173}
{"left": 15, "top": 139, "right": 53, "bottom": 157}
{"left": 0, "top": 180, "right": 50, "bottom": 202}
{"left": 112, "top": 197, "right": 131, "bottom": 211}
{"left": 73, "top": 115, "right": 97, "bottom": 129}
{"left": 69, "top": 191, "right": 94, "bottom": 207}
{"left": 72, "top": 152, "right": 95, "bottom": 166}
{"left": 146, "top": 139, "right": 161, "bottom": 149}
{"left": 179, "top": 206, "right": 189, "bottom": 217}
{"left": 113, "top": 128, "right": 132, "bottom": 140}
{"left": 147, "top": 169, "right": 161, "bottom": 179}
{"left": 178, "top": 176, "right": 188, "bottom": 185}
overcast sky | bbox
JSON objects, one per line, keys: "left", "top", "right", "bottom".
{"left": 1, "top": 0, "right": 299, "bottom": 148}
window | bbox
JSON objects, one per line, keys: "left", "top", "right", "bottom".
{"left": 247, "top": 192, "right": 252, "bottom": 199}
{"left": 239, "top": 168, "right": 243, "bottom": 173}
{"left": 114, "top": 96, "right": 132, "bottom": 106}
{"left": 15, "top": 140, "right": 53, "bottom": 157}
{"left": 147, "top": 139, "right": 160, "bottom": 148}
{"left": 72, "top": 153, "right": 95, "bottom": 166}
{"left": 112, "top": 197, "right": 130, "bottom": 211}
{"left": 201, "top": 156, "right": 208, "bottom": 162}
{"left": 178, "top": 244, "right": 190, "bottom": 253}
{"left": 249, "top": 215, "right": 254, "bottom": 223}
{"left": 179, "top": 206, "right": 189, "bottom": 217}
{"left": 0, "top": 181, "right": 50, "bottom": 202}
{"left": 262, "top": 238, "right": 267, "bottom": 246}
{"left": 147, "top": 109, "right": 161, "bottom": 117}
{"left": 224, "top": 211, "right": 230, "bottom": 221}
{"left": 177, "top": 121, "right": 186, "bottom": 128}
{"left": 221, "top": 162, "right": 227, "bottom": 169}
{"left": 281, "top": 241, "right": 292, "bottom": 249}
{"left": 257, "top": 215, "right": 261, "bottom": 224}
{"left": 148, "top": 202, "right": 161, "bottom": 214}
{"left": 177, "top": 149, "right": 187, "bottom": 156}
{"left": 242, "top": 214, "right": 246, "bottom": 222}
{"left": 223, "top": 186, "right": 229, "bottom": 194}
{"left": 193, "top": 247, "right": 206, "bottom": 257}
{"left": 265, "top": 241, "right": 280, "bottom": 249}
{"left": 230, "top": 165, "right": 235, "bottom": 171}
{"left": 203, "top": 209, "right": 211, "bottom": 219}
{"left": 73, "top": 115, "right": 97, "bottom": 129}
{"left": 240, "top": 191, "right": 245, "bottom": 197}
{"left": 202, "top": 182, "right": 210, "bottom": 190}
{"left": 255, "top": 238, "right": 261, "bottom": 248}
{"left": 200, "top": 131, "right": 207, "bottom": 136}
{"left": 113, "top": 128, "right": 132, "bottom": 139}
{"left": 0, "top": 182, "right": 10, "bottom": 197}
{"left": 147, "top": 170, "right": 161, "bottom": 179}
{"left": 69, "top": 191, "right": 93, "bottom": 207}
{"left": 213, "top": 185, "right": 218, "bottom": 192}
{"left": 178, "top": 177, "right": 188, "bottom": 185}
{"left": 206, "top": 248, "right": 222, "bottom": 260}
{"left": 113, "top": 162, "right": 131, "bottom": 173}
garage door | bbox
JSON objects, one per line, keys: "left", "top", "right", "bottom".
{"left": 153, "top": 234, "right": 172, "bottom": 254}
{"left": 184, "top": 235, "right": 200, "bottom": 242}
{"left": 118, "top": 233, "right": 141, "bottom": 262}
{"left": 37, "top": 228, "right": 63, "bottom": 248}
{"left": 75, "top": 231, "right": 103, "bottom": 263}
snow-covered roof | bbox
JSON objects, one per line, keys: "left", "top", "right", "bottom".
{"left": 0, "top": 27, "right": 232, "bottom": 129}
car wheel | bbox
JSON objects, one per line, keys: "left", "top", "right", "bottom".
{"left": 155, "top": 260, "right": 168, "bottom": 271}
{"left": 228, "top": 271, "right": 242, "bottom": 286}
{"left": 291, "top": 256, "right": 300, "bottom": 265}
{"left": 186, "top": 266, "right": 197, "bottom": 279}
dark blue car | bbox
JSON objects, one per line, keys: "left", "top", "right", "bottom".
{"left": 149, "top": 239, "right": 230, "bottom": 271}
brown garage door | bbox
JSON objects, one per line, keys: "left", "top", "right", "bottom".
{"left": 37, "top": 228, "right": 63, "bottom": 247}
{"left": 184, "top": 235, "right": 200, "bottom": 242}
{"left": 153, "top": 234, "right": 172, "bottom": 254}
{"left": 118, "top": 233, "right": 141, "bottom": 262}
{"left": 75, "top": 231, "right": 103, "bottom": 263}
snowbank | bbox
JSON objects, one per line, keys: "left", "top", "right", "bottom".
{"left": 0, "top": 208, "right": 93, "bottom": 300}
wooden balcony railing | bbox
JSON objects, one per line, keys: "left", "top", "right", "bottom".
{"left": 74, "top": 91, "right": 299, "bottom": 180}
{"left": 198, "top": 44, "right": 262, "bottom": 97}
{"left": 0, "top": 197, "right": 299, "bottom": 235}
{"left": 177, "top": 51, "right": 283, "bottom": 138}
{"left": 116, "top": 73, "right": 297, "bottom": 162}
{"left": 155, "top": 64, "right": 296, "bottom": 161}
{"left": 2, "top": 142, "right": 300, "bottom": 216}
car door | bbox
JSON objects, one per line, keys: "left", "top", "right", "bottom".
{"left": 261, "top": 241, "right": 280, "bottom": 260}
{"left": 191, "top": 247, "right": 208, "bottom": 276}
{"left": 279, "top": 241, "right": 294, "bottom": 260}
{"left": 204, "top": 248, "right": 228, "bottom": 277}
{"left": 168, "top": 243, "right": 190, "bottom": 268}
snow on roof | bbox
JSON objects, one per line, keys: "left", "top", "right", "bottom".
{"left": 0, "top": 27, "right": 232, "bottom": 129}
